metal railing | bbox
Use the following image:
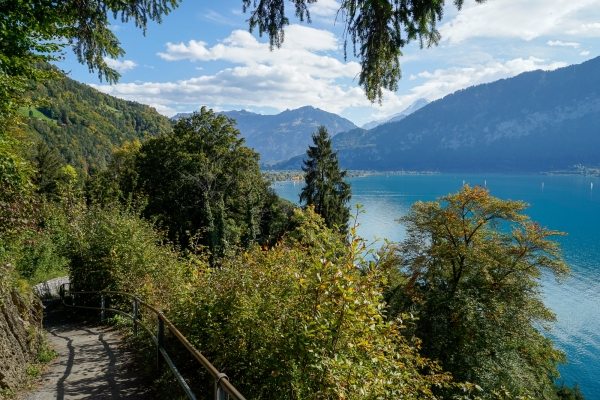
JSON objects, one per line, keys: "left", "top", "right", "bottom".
{"left": 59, "top": 283, "right": 246, "bottom": 400}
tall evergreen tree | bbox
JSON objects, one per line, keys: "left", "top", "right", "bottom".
{"left": 33, "top": 141, "right": 65, "bottom": 197}
{"left": 300, "top": 126, "right": 351, "bottom": 232}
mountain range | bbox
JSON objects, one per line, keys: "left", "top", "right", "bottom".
{"left": 173, "top": 107, "right": 357, "bottom": 164}
{"left": 273, "top": 56, "right": 600, "bottom": 173}
{"left": 27, "top": 56, "right": 600, "bottom": 175}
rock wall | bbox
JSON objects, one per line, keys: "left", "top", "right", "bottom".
{"left": 0, "top": 289, "right": 44, "bottom": 390}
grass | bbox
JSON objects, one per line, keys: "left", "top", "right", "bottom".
{"left": 18, "top": 107, "right": 57, "bottom": 125}
{"left": 0, "top": 339, "right": 58, "bottom": 399}
{"left": 104, "top": 105, "right": 123, "bottom": 116}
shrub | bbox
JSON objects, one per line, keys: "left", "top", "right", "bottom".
{"left": 170, "top": 207, "right": 449, "bottom": 399}
{"left": 66, "top": 203, "right": 193, "bottom": 311}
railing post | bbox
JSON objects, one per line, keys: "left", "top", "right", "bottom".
{"left": 157, "top": 313, "right": 164, "bottom": 372}
{"left": 101, "top": 294, "right": 106, "bottom": 322}
{"left": 215, "top": 374, "right": 229, "bottom": 400}
{"left": 133, "top": 297, "right": 138, "bottom": 336}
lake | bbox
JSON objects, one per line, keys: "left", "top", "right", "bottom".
{"left": 274, "top": 174, "right": 600, "bottom": 398}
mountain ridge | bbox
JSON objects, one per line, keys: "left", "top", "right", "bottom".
{"left": 361, "top": 98, "right": 429, "bottom": 130}
{"left": 174, "top": 106, "right": 357, "bottom": 163}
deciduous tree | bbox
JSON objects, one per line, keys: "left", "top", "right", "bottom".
{"left": 132, "top": 107, "right": 290, "bottom": 253}
{"left": 386, "top": 185, "right": 570, "bottom": 398}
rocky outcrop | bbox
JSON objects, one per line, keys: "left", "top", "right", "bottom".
{"left": 0, "top": 289, "right": 44, "bottom": 390}
{"left": 33, "top": 276, "right": 69, "bottom": 298}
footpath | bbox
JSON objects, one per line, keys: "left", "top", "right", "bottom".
{"left": 19, "top": 300, "right": 151, "bottom": 400}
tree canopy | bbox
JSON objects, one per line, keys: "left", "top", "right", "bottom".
{"left": 244, "top": 0, "right": 486, "bottom": 102}
{"left": 0, "top": 0, "right": 179, "bottom": 129}
{"left": 385, "top": 185, "right": 570, "bottom": 398}
{"left": 118, "top": 108, "right": 293, "bottom": 254}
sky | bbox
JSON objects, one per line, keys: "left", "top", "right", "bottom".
{"left": 58, "top": 0, "right": 600, "bottom": 127}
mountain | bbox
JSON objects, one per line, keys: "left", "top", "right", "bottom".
{"left": 329, "top": 57, "right": 600, "bottom": 172}
{"left": 361, "top": 98, "right": 429, "bottom": 130}
{"left": 22, "top": 74, "right": 172, "bottom": 173}
{"left": 174, "top": 106, "right": 357, "bottom": 164}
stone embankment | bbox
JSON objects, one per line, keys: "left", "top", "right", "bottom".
{"left": 33, "top": 277, "right": 69, "bottom": 299}
{"left": 0, "top": 288, "right": 44, "bottom": 390}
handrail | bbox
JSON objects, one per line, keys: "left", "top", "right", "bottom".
{"left": 59, "top": 283, "right": 246, "bottom": 400}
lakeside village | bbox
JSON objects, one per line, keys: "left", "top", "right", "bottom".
{"left": 265, "top": 164, "right": 600, "bottom": 184}
{"left": 543, "top": 164, "right": 600, "bottom": 177}
{"left": 263, "top": 169, "right": 441, "bottom": 182}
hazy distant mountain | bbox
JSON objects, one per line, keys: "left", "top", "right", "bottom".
{"left": 361, "top": 98, "right": 429, "bottom": 130}
{"left": 174, "top": 106, "right": 357, "bottom": 163}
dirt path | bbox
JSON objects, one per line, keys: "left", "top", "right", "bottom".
{"left": 20, "top": 301, "right": 151, "bottom": 399}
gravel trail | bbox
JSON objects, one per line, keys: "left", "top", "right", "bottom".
{"left": 20, "top": 301, "right": 151, "bottom": 399}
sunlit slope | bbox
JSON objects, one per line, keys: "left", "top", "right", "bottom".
{"left": 23, "top": 75, "right": 172, "bottom": 173}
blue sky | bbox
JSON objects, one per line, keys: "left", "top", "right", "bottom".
{"left": 58, "top": 0, "right": 600, "bottom": 126}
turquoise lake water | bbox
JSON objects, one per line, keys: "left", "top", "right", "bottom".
{"left": 274, "top": 174, "right": 600, "bottom": 399}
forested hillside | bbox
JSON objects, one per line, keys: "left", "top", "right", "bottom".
{"left": 21, "top": 75, "right": 172, "bottom": 173}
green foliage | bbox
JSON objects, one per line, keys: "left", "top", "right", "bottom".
{"left": 170, "top": 207, "right": 449, "bottom": 399}
{"left": 1, "top": 0, "right": 180, "bottom": 84}
{"left": 22, "top": 74, "right": 171, "bottom": 174}
{"left": 131, "top": 107, "right": 288, "bottom": 252}
{"left": 37, "top": 341, "right": 58, "bottom": 363}
{"left": 387, "top": 185, "right": 570, "bottom": 398}
{"left": 555, "top": 382, "right": 585, "bottom": 400}
{"left": 32, "top": 141, "right": 67, "bottom": 198}
{"left": 66, "top": 202, "right": 190, "bottom": 309}
{"left": 14, "top": 203, "right": 70, "bottom": 285}
{"left": 241, "top": 0, "right": 484, "bottom": 102}
{"left": 0, "top": 134, "right": 38, "bottom": 244}
{"left": 300, "top": 126, "right": 352, "bottom": 232}
{"left": 86, "top": 139, "right": 142, "bottom": 206}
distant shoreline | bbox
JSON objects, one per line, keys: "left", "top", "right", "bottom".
{"left": 263, "top": 170, "right": 441, "bottom": 183}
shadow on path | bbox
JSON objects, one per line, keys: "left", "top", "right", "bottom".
{"left": 20, "top": 300, "right": 151, "bottom": 399}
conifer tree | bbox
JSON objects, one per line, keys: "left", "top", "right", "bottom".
{"left": 300, "top": 126, "right": 351, "bottom": 232}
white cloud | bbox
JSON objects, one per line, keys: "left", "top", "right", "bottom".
{"left": 547, "top": 40, "right": 580, "bottom": 48}
{"left": 567, "top": 22, "right": 600, "bottom": 36}
{"left": 94, "top": 48, "right": 566, "bottom": 124}
{"left": 156, "top": 25, "right": 357, "bottom": 80}
{"left": 92, "top": 65, "right": 368, "bottom": 116}
{"left": 440, "top": 0, "right": 600, "bottom": 43}
{"left": 92, "top": 26, "right": 365, "bottom": 116}
{"left": 104, "top": 58, "right": 138, "bottom": 73}
{"left": 308, "top": 0, "right": 341, "bottom": 21}
{"left": 203, "top": 10, "right": 237, "bottom": 26}
{"left": 580, "top": 50, "right": 591, "bottom": 55}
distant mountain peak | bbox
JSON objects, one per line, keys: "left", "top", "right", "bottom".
{"left": 173, "top": 105, "right": 357, "bottom": 164}
{"left": 361, "top": 98, "right": 430, "bottom": 130}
